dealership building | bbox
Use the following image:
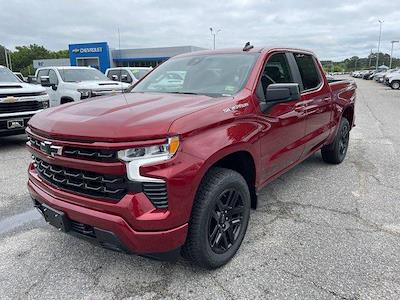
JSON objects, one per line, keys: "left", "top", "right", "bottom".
{"left": 33, "top": 42, "right": 206, "bottom": 73}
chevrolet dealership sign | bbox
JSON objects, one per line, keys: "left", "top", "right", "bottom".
{"left": 72, "top": 47, "right": 103, "bottom": 54}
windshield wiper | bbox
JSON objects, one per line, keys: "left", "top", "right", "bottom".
{"left": 166, "top": 91, "right": 200, "bottom": 95}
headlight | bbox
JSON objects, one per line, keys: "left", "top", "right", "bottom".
{"left": 78, "top": 89, "right": 92, "bottom": 99}
{"left": 119, "top": 136, "right": 180, "bottom": 182}
{"left": 118, "top": 136, "right": 180, "bottom": 162}
{"left": 38, "top": 91, "right": 48, "bottom": 96}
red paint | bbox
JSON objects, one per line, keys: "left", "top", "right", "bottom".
{"left": 27, "top": 47, "right": 356, "bottom": 254}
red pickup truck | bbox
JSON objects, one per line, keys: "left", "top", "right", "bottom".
{"left": 27, "top": 46, "right": 356, "bottom": 269}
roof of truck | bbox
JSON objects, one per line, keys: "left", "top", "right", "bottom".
{"left": 174, "top": 47, "right": 316, "bottom": 58}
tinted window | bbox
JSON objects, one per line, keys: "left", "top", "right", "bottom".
{"left": 294, "top": 53, "right": 321, "bottom": 90}
{"left": 37, "top": 69, "right": 49, "bottom": 83}
{"left": 260, "top": 53, "right": 293, "bottom": 93}
{"left": 48, "top": 70, "right": 58, "bottom": 85}
{"left": 120, "top": 70, "right": 131, "bottom": 83}
{"left": 107, "top": 70, "right": 119, "bottom": 81}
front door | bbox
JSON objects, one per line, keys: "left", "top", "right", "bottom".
{"left": 257, "top": 52, "right": 308, "bottom": 181}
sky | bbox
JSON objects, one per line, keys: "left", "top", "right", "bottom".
{"left": 1, "top": 0, "right": 400, "bottom": 61}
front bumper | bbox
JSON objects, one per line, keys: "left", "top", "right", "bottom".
{"left": 28, "top": 177, "right": 188, "bottom": 254}
{"left": 0, "top": 113, "right": 37, "bottom": 136}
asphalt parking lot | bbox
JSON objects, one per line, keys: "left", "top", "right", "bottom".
{"left": 0, "top": 78, "right": 399, "bottom": 300}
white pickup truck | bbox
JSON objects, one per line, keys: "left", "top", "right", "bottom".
{"left": 35, "top": 66, "right": 131, "bottom": 107}
{"left": 0, "top": 65, "right": 49, "bottom": 136}
{"left": 105, "top": 67, "right": 152, "bottom": 84}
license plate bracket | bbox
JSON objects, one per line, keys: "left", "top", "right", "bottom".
{"left": 40, "top": 204, "right": 71, "bottom": 232}
{"left": 7, "top": 119, "right": 24, "bottom": 129}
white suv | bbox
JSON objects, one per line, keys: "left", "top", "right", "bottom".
{"left": 35, "top": 67, "right": 131, "bottom": 107}
{"left": 105, "top": 67, "right": 152, "bottom": 84}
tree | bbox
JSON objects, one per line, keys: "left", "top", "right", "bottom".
{"left": 8, "top": 44, "right": 69, "bottom": 76}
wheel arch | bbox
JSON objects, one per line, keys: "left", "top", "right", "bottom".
{"left": 60, "top": 96, "right": 74, "bottom": 104}
{"left": 194, "top": 146, "right": 259, "bottom": 210}
{"left": 342, "top": 105, "right": 354, "bottom": 128}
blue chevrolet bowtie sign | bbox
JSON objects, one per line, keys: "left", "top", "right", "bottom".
{"left": 68, "top": 42, "right": 110, "bottom": 73}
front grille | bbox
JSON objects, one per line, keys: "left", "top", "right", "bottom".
{"left": 0, "top": 91, "right": 44, "bottom": 97}
{"left": 33, "top": 156, "right": 128, "bottom": 200}
{"left": 0, "top": 101, "right": 43, "bottom": 114}
{"left": 29, "top": 136, "right": 117, "bottom": 162}
{"left": 63, "top": 147, "right": 117, "bottom": 162}
{"left": 142, "top": 182, "right": 168, "bottom": 208}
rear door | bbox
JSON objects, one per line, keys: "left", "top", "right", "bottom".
{"left": 257, "top": 52, "right": 308, "bottom": 180}
{"left": 291, "top": 53, "right": 332, "bottom": 156}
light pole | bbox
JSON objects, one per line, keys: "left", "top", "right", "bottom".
{"left": 4, "top": 47, "right": 9, "bottom": 68}
{"left": 209, "top": 27, "right": 221, "bottom": 50}
{"left": 390, "top": 40, "right": 399, "bottom": 69}
{"left": 375, "top": 20, "right": 384, "bottom": 71}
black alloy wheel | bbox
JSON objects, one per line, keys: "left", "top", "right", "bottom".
{"left": 208, "top": 189, "right": 244, "bottom": 254}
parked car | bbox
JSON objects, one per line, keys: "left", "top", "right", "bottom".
{"left": 35, "top": 66, "right": 131, "bottom": 107}
{"left": 27, "top": 47, "right": 356, "bottom": 268}
{"left": 385, "top": 70, "right": 400, "bottom": 89}
{"left": 0, "top": 65, "right": 49, "bottom": 136}
{"left": 105, "top": 67, "right": 152, "bottom": 84}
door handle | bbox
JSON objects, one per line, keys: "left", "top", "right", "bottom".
{"left": 294, "top": 103, "right": 307, "bottom": 112}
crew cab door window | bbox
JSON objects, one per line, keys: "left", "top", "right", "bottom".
{"left": 37, "top": 69, "right": 49, "bottom": 83}
{"left": 107, "top": 70, "right": 119, "bottom": 81}
{"left": 258, "top": 53, "right": 294, "bottom": 100}
{"left": 293, "top": 53, "right": 321, "bottom": 91}
{"left": 48, "top": 70, "right": 58, "bottom": 85}
{"left": 120, "top": 70, "right": 132, "bottom": 83}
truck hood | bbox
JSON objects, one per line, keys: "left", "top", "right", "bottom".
{"left": 0, "top": 82, "right": 46, "bottom": 94}
{"left": 28, "top": 92, "right": 223, "bottom": 142}
{"left": 72, "top": 80, "right": 130, "bottom": 91}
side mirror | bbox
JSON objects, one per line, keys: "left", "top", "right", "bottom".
{"left": 260, "top": 83, "right": 300, "bottom": 113}
{"left": 121, "top": 74, "right": 130, "bottom": 82}
{"left": 27, "top": 76, "right": 37, "bottom": 84}
{"left": 40, "top": 76, "right": 51, "bottom": 87}
{"left": 111, "top": 75, "right": 118, "bottom": 81}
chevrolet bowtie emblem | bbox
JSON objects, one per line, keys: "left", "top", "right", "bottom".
{"left": 40, "top": 141, "right": 63, "bottom": 157}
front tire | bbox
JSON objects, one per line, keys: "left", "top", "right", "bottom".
{"left": 391, "top": 81, "right": 400, "bottom": 90}
{"left": 321, "top": 117, "right": 350, "bottom": 164}
{"left": 182, "top": 167, "right": 251, "bottom": 269}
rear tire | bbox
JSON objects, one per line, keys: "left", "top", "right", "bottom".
{"left": 391, "top": 81, "right": 400, "bottom": 90}
{"left": 182, "top": 167, "right": 251, "bottom": 269}
{"left": 321, "top": 118, "right": 350, "bottom": 164}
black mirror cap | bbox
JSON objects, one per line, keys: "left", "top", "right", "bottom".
{"left": 265, "top": 83, "right": 300, "bottom": 103}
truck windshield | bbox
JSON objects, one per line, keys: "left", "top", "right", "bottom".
{"left": 132, "top": 53, "right": 259, "bottom": 97}
{"left": 0, "top": 68, "right": 20, "bottom": 83}
{"left": 59, "top": 68, "right": 109, "bottom": 82}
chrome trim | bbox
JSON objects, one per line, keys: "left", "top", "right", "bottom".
{"left": 0, "top": 109, "right": 43, "bottom": 118}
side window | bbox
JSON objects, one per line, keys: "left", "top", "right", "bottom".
{"left": 107, "top": 70, "right": 119, "bottom": 81}
{"left": 259, "top": 53, "right": 293, "bottom": 95}
{"left": 48, "top": 70, "right": 58, "bottom": 85}
{"left": 120, "top": 70, "right": 132, "bottom": 83}
{"left": 294, "top": 53, "right": 321, "bottom": 91}
{"left": 37, "top": 69, "right": 49, "bottom": 83}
